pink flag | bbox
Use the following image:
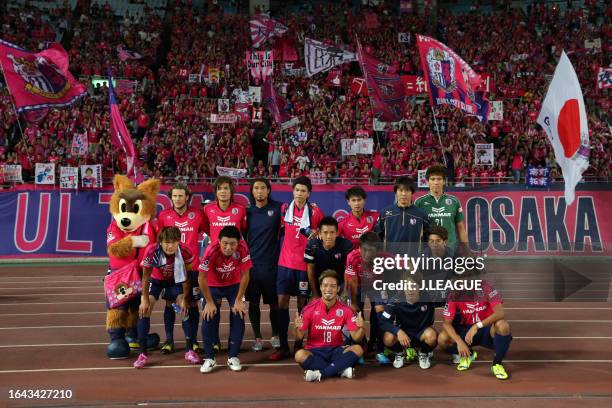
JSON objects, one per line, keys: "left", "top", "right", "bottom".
{"left": 0, "top": 39, "right": 86, "bottom": 115}
{"left": 250, "top": 14, "right": 288, "bottom": 48}
{"left": 356, "top": 40, "right": 406, "bottom": 122}
{"left": 262, "top": 78, "right": 290, "bottom": 124}
{"left": 108, "top": 70, "right": 136, "bottom": 178}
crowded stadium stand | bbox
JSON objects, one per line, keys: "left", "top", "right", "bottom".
{"left": 0, "top": 0, "right": 609, "bottom": 188}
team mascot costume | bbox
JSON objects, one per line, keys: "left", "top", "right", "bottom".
{"left": 104, "top": 175, "right": 160, "bottom": 359}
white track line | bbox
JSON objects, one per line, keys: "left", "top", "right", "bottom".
{"left": 2, "top": 320, "right": 612, "bottom": 330}
{"left": 2, "top": 360, "right": 612, "bottom": 374}
{"left": 2, "top": 336, "right": 612, "bottom": 349}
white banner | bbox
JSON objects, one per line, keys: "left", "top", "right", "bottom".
{"left": 304, "top": 38, "right": 357, "bottom": 77}
{"left": 218, "top": 99, "right": 230, "bottom": 112}
{"left": 311, "top": 170, "right": 326, "bottom": 185}
{"left": 474, "top": 143, "right": 494, "bottom": 166}
{"left": 341, "top": 138, "right": 374, "bottom": 156}
{"left": 210, "top": 113, "right": 238, "bottom": 124}
{"left": 216, "top": 166, "right": 247, "bottom": 178}
{"left": 488, "top": 101, "right": 504, "bottom": 121}
{"left": 584, "top": 38, "right": 601, "bottom": 49}
{"left": 281, "top": 116, "right": 300, "bottom": 130}
{"left": 398, "top": 33, "right": 410, "bottom": 43}
{"left": 188, "top": 74, "right": 200, "bottom": 83}
{"left": 35, "top": 163, "right": 55, "bottom": 185}
{"left": 60, "top": 166, "right": 79, "bottom": 189}
{"left": 417, "top": 169, "right": 428, "bottom": 188}
{"left": 80, "top": 165, "right": 102, "bottom": 188}
{"left": 373, "top": 118, "right": 400, "bottom": 131}
{"left": 248, "top": 86, "right": 261, "bottom": 103}
{"left": 2, "top": 164, "right": 23, "bottom": 182}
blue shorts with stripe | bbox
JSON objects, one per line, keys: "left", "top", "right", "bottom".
{"left": 276, "top": 266, "right": 309, "bottom": 297}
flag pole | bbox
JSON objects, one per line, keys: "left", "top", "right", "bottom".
{"left": 430, "top": 105, "right": 447, "bottom": 167}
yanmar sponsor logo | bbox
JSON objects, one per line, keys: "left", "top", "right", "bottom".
{"left": 462, "top": 304, "right": 487, "bottom": 314}
{"left": 175, "top": 221, "right": 194, "bottom": 232}
{"left": 211, "top": 215, "right": 235, "bottom": 227}
{"left": 430, "top": 207, "right": 451, "bottom": 217}
{"left": 315, "top": 324, "right": 342, "bottom": 330}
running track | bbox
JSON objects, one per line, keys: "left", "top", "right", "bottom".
{"left": 1, "top": 265, "right": 611, "bottom": 408}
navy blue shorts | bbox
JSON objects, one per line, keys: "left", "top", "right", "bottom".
{"left": 204, "top": 284, "right": 240, "bottom": 307}
{"left": 276, "top": 266, "right": 309, "bottom": 297}
{"left": 150, "top": 278, "right": 183, "bottom": 301}
{"left": 454, "top": 324, "right": 494, "bottom": 349}
{"left": 246, "top": 264, "right": 277, "bottom": 305}
{"left": 187, "top": 270, "right": 202, "bottom": 302}
{"left": 306, "top": 346, "right": 346, "bottom": 367}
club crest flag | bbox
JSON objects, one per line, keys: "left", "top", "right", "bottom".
{"left": 250, "top": 14, "right": 288, "bottom": 48}
{"left": 416, "top": 35, "right": 490, "bottom": 122}
{"left": 0, "top": 39, "right": 86, "bottom": 114}
{"left": 537, "top": 51, "right": 589, "bottom": 206}
{"left": 304, "top": 38, "right": 356, "bottom": 77}
{"left": 356, "top": 40, "right": 406, "bottom": 122}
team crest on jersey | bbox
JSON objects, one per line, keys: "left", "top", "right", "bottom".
{"left": 445, "top": 198, "right": 452, "bottom": 205}
{"left": 334, "top": 253, "right": 341, "bottom": 259}
{"left": 366, "top": 216, "right": 373, "bottom": 223}
{"left": 232, "top": 208, "right": 238, "bottom": 215}
{"left": 232, "top": 252, "right": 240, "bottom": 259}
{"left": 336, "top": 309, "right": 343, "bottom": 317}
{"left": 421, "top": 305, "right": 428, "bottom": 312}
{"left": 188, "top": 211, "right": 195, "bottom": 219}
{"left": 267, "top": 210, "right": 274, "bottom": 217}
{"left": 410, "top": 218, "right": 416, "bottom": 225}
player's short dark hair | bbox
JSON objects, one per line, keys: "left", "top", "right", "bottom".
{"left": 158, "top": 226, "right": 181, "bottom": 242}
{"left": 318, "top": 216, "right": 338, "bottom": 231}
{"left": 345, "top": 186, "right": 367, "bottom": 200}
{"left": 249, "top": 177, "right": 271, "bottom": 204}
{"left": 360, "top": 231, "right": 381, "bottom": 247}
{"left": 318, "top": 269, "right": 339, "bottom": 286}
{"left": 214, "top": 176, "right": 234, "bottom": 195}
{"left": 292, "top": 176, "right": 312, "bottom": 192}
{"left": 219, "top": 225, "right": 241, "bottom": 241}
{"left": 425, "top": 164, "right": 446, "bottom": 181}
{"left": 393, "top": 176, "right": 416, "bottom": 193}
{"left": 167, "top": 182, "right": 192, "bottom": 199}
{"left": 427, "top": 225, "right": 449, "bottom": 241}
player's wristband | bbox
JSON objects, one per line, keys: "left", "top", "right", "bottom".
{"left": 476, "top": 321, "right": 484, "bottom": 329}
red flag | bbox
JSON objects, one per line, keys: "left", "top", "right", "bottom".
{"left": 356, "top": 41, "right": 406, "bottom": 121}
{"left": 108, "top": 70, "right": 136, "bottom": 178}
{"left": 416, "top": 34, "right": 490, "bottom": 122}
{"left": 0, "top": 39, "right": 86, "bottom": 115}
{"left": 326, "top": 69, "right": 342, "bottom": 87}
{"left": 349, "top": 76, "right": 368, "bottom": 96}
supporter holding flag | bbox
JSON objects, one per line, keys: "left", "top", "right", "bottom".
{"left": 250, "top": 14, "right": 288, "bottom": 48}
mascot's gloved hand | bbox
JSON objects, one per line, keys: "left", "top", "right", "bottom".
{"left": 131, "top": 235, "right": 150, "bottom": 248}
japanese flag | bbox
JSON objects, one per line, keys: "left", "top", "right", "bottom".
{"left": 537, "top": 51, "right": 589, "bottom": 206}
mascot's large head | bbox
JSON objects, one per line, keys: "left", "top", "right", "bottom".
{"left": 109, "top": 175, "right": 160, "bottom": 232}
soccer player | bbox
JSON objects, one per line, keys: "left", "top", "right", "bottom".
{"left": 304, "top": 216, "right": 353, "bottom": 298}
{"left": 378, "top": 273, "right": 442, "bottom": 370}
{"left": 414, "top": 165, "right": 467, "bottom": 251}
{"left": 438, "top": 273, "right": 513, "bottom": 380}
{"left": 246, "top": 177, "right": 282, "bottom": 351}
{"left": 345, "top": 232, "right": 386, "bottom": 356}
{"left": 198, "top": 226, "right": 251, "bottom": 373}
{"left": 271, "top": 176, "right": 324, "bottom": 360}
{"left": 338, "top": 186, "right": 379, "bottom": 249}
{"left": 134, "top": 227, "right": 201, "bottom": 368}
{"left": 157, "top": 183, "right": 205, "bottom": 354}
{"left": 377, "top": 176, "right": 429, "bottom": 254}
{"left": 294, "top": 270, "right": 365, "bottom": 381}
{"left": 202, "top": 176, "right": 247, "bottom": 243}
